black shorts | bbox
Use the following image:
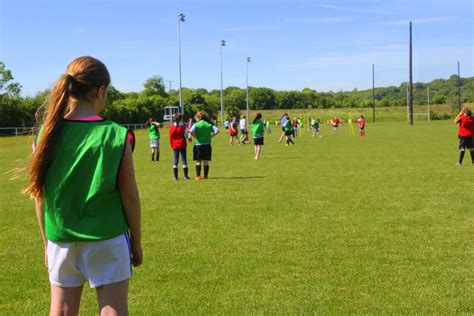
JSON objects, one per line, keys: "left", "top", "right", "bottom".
{"left": 281, "top": 127, "right": 285, "bottom": 132}
{"left": 254, "top": 137, "right": 264, "bottom": 145}
{"left": 459, "top": 136, "right": 474, "bottom": 149}
{"left": 285, "top": 131, "right": 292, "bottom": 136}
{"left": 240, "top": 129, "right": 248, "bottom": 135}
{"left": 193, "top": 144, "right": 212, "bottom": 161}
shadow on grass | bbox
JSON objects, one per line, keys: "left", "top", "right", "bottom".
{"left": 208, "top": 176, "right": 265, "bottom": 180}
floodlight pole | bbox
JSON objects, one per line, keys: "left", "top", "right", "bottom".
{"left": 408, "top": 21, "right": 414, "bottom": 125}
{"left": 372, "top": 64, "right": 375, "bottom": 122}
{"left": 246, "top": 57, "right": 251, "bottom": 121}
{"left": 177, "top": 13, "right": 185, "bottom": 115}
{"left": 220, "top": 40, "right": 226, "bottom": 126}
{"left": 457, "top": 61, "right": 462, "bottom": 111}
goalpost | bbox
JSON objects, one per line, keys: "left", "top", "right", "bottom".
{"left": 406, "top": 87, "right": 431, "bottom": 122}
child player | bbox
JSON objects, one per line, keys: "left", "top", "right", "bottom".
{"left": 357, "top": 115, "right": 366, "bottom": 136}
{"left": 454, "top": 107, "right": 474, "bottom": 166}
{"left": 284, "top": 114, "right": 295, "bottom": 146}
{"left": 312, "top": 118, "right": 322, "bottom": 137}
{"left": 190, "top": 111, "right": 219, "bottom": 179}
{"left": 229, "top": 116, "right": 240, "bottom": 145}
{"left": 252, "top": 113, "right": 265, "bottom": 159}
{"left": 146, "top": 118, "right": 161, "bottom": 161}
{"left": 26, "top": 56, "right": 142, "bottom": 315}
{"left": 169, "top": 113, "right": 190, "bottom": 180}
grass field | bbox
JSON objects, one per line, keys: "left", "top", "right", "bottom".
{"left": 1, "top": 120, "right": 473, "bottom": 314}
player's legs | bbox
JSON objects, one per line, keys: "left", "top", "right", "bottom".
{"left": 96, "top": 280, "right": 128, "bottom": 316}
{"left": 458, "top": 148, "right": 465, "bottom": 165}
{"left": 195, "top": 160, "right": 202, "bottom": 179}
{"left": 181, "top": 148, "right": 189, "bottom": 179}
{"left": 50, "top": 284, "right": 84, "bottom": 316}
{"left": 173, "top": 150, "right": 179, "bottom": 179}
{"left": 203, "top": 160, "right": 209, "bottom": 178}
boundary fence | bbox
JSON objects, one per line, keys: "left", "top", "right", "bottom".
{"left": 0, "top": 124, "right": 147, "bottom": 137}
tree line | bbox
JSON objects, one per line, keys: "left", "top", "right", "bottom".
{"left": 1, "top": 60, "right": 473, "bottom": 127}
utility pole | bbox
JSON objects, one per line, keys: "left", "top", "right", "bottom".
{"left": 166, "top": 80, "right": 173, "bottom": 93}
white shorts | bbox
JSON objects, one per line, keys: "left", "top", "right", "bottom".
{"left": 150, "top": 139, "right": 160, "bottom": 148}
{"left": 47, "top": 233, "right": 132, "bottom": 288}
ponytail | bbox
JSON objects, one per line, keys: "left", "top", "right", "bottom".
{"left": 25, "top": 75, "right": 72, "bottom": 199}
{"left": 253, "top": 113, "right": 262, "bottom": 124}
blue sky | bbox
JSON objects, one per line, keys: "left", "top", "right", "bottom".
{"left": 0, "top": 0, "right": 472, "bottom": 96}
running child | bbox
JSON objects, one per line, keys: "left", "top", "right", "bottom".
{"left": 454, "top": 107, "right": 474, "bottom": 166}
{"left": 229, "top": 116, "right": 240, "bottom": 145}
{"left": 239, "top": 114, "right": 249, "bottom": 144}
{"left": 357, "top": 115, "right": 366, "bottom": 136}
{"left": 190, "top": 111, "right": 219, "bottom": 180}
{"left": 252, "top": 113, "right": 265, "bottom": 159}
{"left": 169, "top": 113, "right": 190, "bottom": 180}
{"left": 146, "top": 118, "right": 161, "bottom": 161}
{"left": 25, "top": 56, "right": 142, "bottom": 315}
{"left": 284, "top": 114, "right": 295, "bottom": 145}
{"left": 278, "top": 113, "right": 288, "bottom": 143}
{"left": 312, "top": 119, "right": 322, "bottom": 137}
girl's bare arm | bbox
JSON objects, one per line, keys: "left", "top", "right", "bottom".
{"left": 118, "top": 142, "right": 143, "bottom": 267}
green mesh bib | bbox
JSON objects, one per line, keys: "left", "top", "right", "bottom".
{"left": 42, "top": 120, "right": 129, "bottom": 242}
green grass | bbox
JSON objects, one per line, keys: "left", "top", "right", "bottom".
{"left": 1, "top": 121, "right": 473, "bottom": 314}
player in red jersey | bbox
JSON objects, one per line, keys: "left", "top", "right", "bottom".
{"left": 454, "top": 107, "right": 474, "bottom": 166}
{"left": 357, "top": 115, "right": 366, "bottom": 136}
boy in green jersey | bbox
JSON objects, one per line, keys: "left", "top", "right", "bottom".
{"left": 190, "top": 111, "right": 219, "bottom": 180}
{"left": 146, "top": 118, "right": 161, "bottom": 161}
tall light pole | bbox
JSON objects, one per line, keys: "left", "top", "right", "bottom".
{"left": 177, "top": 13, "right": 185, "bottom": 115}
{"left": 246, "top": 57, "right": 251, "bottom": 120}
{"left": 220, "top": 40, "right": 226, "bottom": 125}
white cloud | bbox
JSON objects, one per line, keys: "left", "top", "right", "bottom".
{"left": 320, "top": 4, "right": 390, "bottom": 14}
{"left": 382, "top": 17, "right": 454, "bottom": 26}
{"left": 283, "top": 16, "right": 351, "bottom": 24}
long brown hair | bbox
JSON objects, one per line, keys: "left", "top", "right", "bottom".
{"left": 25, "top": 56, "right": 110, "bottom": 200}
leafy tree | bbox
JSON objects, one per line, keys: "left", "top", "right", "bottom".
{"left": 142, "top": 76, "right": 167, "bottom": 97}
{"left": 250, "top": 88, "right": 276, "bottom": 109}
{"left": 0, "top": 61, "right": 22, "bottom": 97}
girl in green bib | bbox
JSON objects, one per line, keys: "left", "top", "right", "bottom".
{"left": 252, "top": 113, "right": 265, "bottom": 160}
{"left": 190, "top": 111, "right": 219, "bottom": 180}
{"left": 146, "top": 118, "right": 161, "bottom": 161}
{"left": 25, "top": 56, "right": 142, "bottom": 315}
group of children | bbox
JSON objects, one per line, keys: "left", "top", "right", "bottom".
{"left": 25, "top": 56, "right": 474, "bottom": 315}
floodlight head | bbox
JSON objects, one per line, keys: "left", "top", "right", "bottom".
{"left": 220, "top": 40, "right": 226, "bottom": 46}
{"left": 247, "top": 57, "right": 251, "bottom": 62}
{"left": 178, "top": 13, "right": 185, "bottom": 22}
